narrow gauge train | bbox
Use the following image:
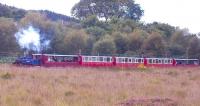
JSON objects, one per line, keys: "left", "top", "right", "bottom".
{"left": 13, "top": 54, "right": 199, "bottom": 68}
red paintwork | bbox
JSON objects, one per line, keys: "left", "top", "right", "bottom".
{"left": 146, "top": 64, "right": 174, "bottom": 68}
{"left": 81, "top": 62, "right": 114, "bottom": 67}
{"left": 32, "top": 54, "right": 199, "bottom": 68}
{"left": 43, "top": 62, "right": 79, "bottom": 67}
{"left": 79, "top": 55, "right": 83, "bottom": 65}
{"left": 115, "top": 63, "right": 141, "bottom": 68}
{"left": 144, "top": 58, "right": 147, "bottom": 66}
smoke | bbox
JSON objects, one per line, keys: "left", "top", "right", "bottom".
{"left": 15, "top": 26, "right": 41, "bottom": 52}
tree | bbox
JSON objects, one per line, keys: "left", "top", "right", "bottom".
{"left": 128, "top": 29, "right": 147, "bottom": 54}
{"left": 145, "top": 22, "right": 176, "bottom": 38}
{"left": 169, "top": 29, "right": 189, "bottom": 57}
{"left": 64, "top": 29, "right": 89, "bottom": 54}
{"left": 71, "top": 0, "right": 143, "bottom": 21}
{"left": 93, "top": 35, "right": 116, "bottom": 55}
{"left": 187, "top": 37, "right": 200, "bottom": 58}
{"left": 0, "top": 17, "right": 20, "bottom": 52}
{"left": 110, "top": 18, "right": 140, "bottom": 34}
{"left": 142, "top": 32, "right": 166, "bottom": 57}
{"left": 86, "top": 26, "right": 106, "bottom": 39}
{"left": 112, "top": 32, "right": 128, "bottom": 54}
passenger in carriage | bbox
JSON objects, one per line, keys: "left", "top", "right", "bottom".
{"left": 52, "top": 56, "right": 58, "bottom": 62}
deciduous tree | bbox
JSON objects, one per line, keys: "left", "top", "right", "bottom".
{"left": 0, "top": 17, "right": 20, "bottom": 52}
{"left": 71, "top": 0, "right": 143, "bottom": 21}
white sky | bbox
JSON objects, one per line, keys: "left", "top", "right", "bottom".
{"left": 0, "top": 0, "right": 199, "bottom": 33}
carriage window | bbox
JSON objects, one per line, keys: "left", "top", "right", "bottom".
{"left": 138, "top": 59, "right": 141, "bottom": 63}
{"left": 125, "top": 58, "right": 128, "bottom": 63}
{"left": 152, "top": 59, "right": 155, "bottom": 63}
{"left": 107, "top": 57, "right": 111, "bottom": 62}
{"left": 161, "top": 60, "right": 164, "bottom": 64}
{"left": 48, "top": 57, "right": 53, "bottom": 62}
{"left": 118, "top": 58, "right": 123, "bottom": 63}
{"left": 99, "top": 57, "right": 103, "bottom": 62}
{"left": 119, "top": 58, "right": 121, "bottom": 63}
{"left": 158, "top": 60, "right": 161, "bottom": 64}
{"left": 103, "top": 57, "right": 107, "bottom": 62}
{"left": 149, "top": 59, "right": 152, "bottom": 64}
{"left": 51, "top": 56, "right": 58, "bottom": 62}
{"left": 141, "top": 59, "right": 144, "bottom": 63}
{"left": 135, "top": 59, "right": 138, "bottom": 63}
{"left": 84, "top": 57, "right": 89, "bottom": 62}
{"left": 168, "top": 60, "right": 171, "bottom": 63}
{"left": 63, "top": 56, "right": 77, "bottom": 62}
{"left": 57, "top": 57, "right": 63, "bottom": 62}
{"left": 129, "top": 58, "right": 132, "bottom": 63}
{"left": 164, "top": 60, "right": 168, "bottom": 64}
{"left": 92, "top": 57, "right": 96, "bottom": 62}
{"left": 122, "top": 58, "right": 125, "bottom": 63}
{"left": 155, "top": 59, "right": 158, "bottom": 64}
{"left": 170, "top": 60, "right": 173, "bottom": 63}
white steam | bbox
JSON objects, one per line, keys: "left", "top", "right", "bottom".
{"left": 15, "top": 26, "right": 41, "bottom": 51}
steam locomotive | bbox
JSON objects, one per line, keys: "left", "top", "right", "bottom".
{"left": 13, "top": 54, "right": 199, "bottom": 68}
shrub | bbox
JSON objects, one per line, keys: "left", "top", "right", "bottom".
{"left": 1, "top": 72, "right": 13, "bottom": 79}
{"left": 64, "top": 91, "right": 75, "bottom": 97}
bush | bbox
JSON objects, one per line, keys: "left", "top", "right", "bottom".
{"left": 1, "top": 72, "right": 13, "bottom": 79}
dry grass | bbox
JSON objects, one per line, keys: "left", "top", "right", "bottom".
{"left": 0, "top": 64, "right": 200, "bottom": 106}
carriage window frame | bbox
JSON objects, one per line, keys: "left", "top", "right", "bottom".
{"left": 132, "top": 58, "right": 135, "bottom": 63}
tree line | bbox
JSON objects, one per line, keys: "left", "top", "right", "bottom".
{"left": 0, "top": 1, "right": 200, "bottom": 58}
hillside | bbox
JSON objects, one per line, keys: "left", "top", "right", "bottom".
{"left": 0, "top": 3, "right": 77, "bottom": 23}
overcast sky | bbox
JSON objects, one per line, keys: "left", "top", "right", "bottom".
{"left": 0, "top": 0, "right": 199, "bottom": 33}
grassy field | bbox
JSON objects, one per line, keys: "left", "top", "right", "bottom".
{"left": 0, "top": 64, "right": 200, "bottom": 106}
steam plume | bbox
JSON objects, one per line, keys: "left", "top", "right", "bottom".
{"left": 15, "top": 26, "right": 41, "bottom": 52}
